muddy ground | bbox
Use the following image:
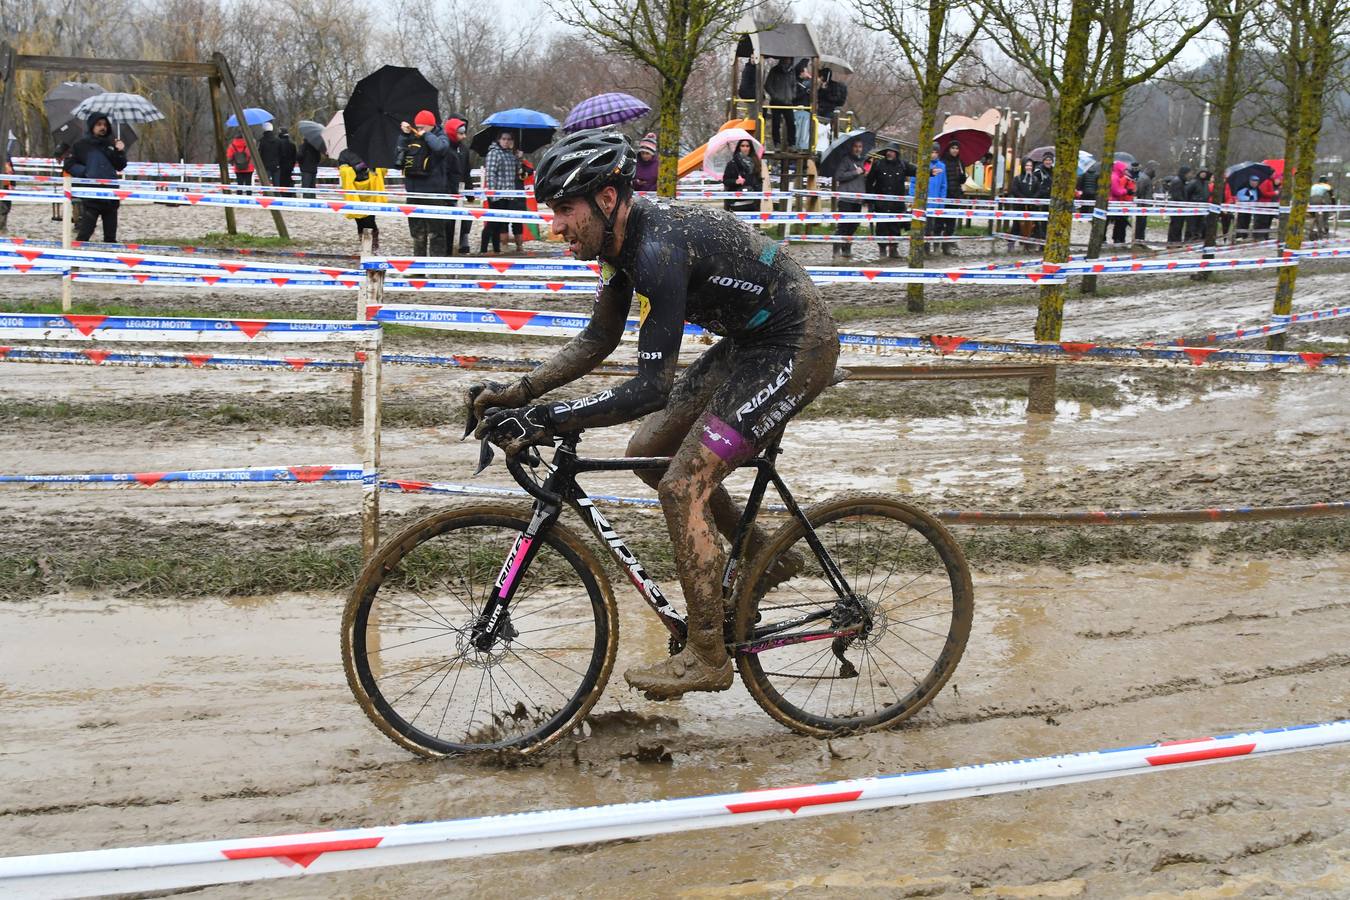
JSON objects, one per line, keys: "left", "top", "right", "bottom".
{"left": 1, "top": 201, "right": 1347, "bottom": 897}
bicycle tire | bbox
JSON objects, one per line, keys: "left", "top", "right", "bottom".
{"left": 733, "top": 492, "right": 973, "bottom": 737}
{"left": 342, "top": 504, "right": 617, "bottom": 758}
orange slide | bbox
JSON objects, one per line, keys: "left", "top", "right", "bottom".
{"left": 678, "top": 119, "right": 757, "bottom": 177}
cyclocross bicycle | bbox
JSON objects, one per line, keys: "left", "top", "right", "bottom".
{"left": 342, "top": 429, "right": 973, "bottom": 758}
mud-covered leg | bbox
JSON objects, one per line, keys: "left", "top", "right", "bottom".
{"left": 624, "top": 425, "right": 739, "bottom": 699}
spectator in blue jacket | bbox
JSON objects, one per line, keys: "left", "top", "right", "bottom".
{"left": 64, "top": 113, "right": 128, "bottom": 242}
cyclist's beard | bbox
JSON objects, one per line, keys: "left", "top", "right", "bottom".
{"left": 570, "top": 213, "right": 605, "bottom": 260}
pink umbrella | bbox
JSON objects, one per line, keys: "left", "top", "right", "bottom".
{"left": 703, "top": 128, "right": 762, "bottom": 180}
{"left": 934, "top": 128, "right": 993, "bottom": 167}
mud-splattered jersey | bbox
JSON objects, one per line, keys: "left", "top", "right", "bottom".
{"left": 547, "top": 199, "right": 819, "bottom": 430}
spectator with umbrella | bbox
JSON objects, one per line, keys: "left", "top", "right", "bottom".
{"left": 832, "top": 136, "right": 868, "bottom": 259}
{"left": 396, "top": 110, "right": 451, "bottom": 256}
{"left": 936, "top": 141, "right": 966, "bottom": 252}
{"left": 1108, "top": 159, "right": 1136, "bottom": 246}
{"left": 63, "top": 112, "right": 128, "bottom": 242}
{"left": 480, "top": 129, "right": 526, "bottom": 255}
{"left": 1234, "top": 173, "right": 1261, "bottom": 240}
{"left": 296, "top": 121, "right": 323, "bottom": 197}
{"left": 1133, "top": 161, "right": 1156, "bottom": 245}
{"left": 338, "top": 148, "right": 385, "bottom": 251}
{"left": 276, "top": 127, "right": 298, "bottom": 190}
{"left": 720, "top": 137, "right": 763, "bottom": 212}
{"left": 258, "top": 122, "right": 282, "bottom": 191}
{"left": 1255, "top": 170, "right": 1281, "bottom": 241}
{"left": 866, "top": 145, "right": 915, "bottom": 259}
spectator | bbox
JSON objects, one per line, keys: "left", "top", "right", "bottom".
{"left": 1108, "top": 159, "right": 1136, "bottom": 246}
{"left": 64, "top": 113, "right": 128, "bottom": 242}
{"left": 1032, "top": 153, "right": 1054, "bottom": 239}
{"left": 298, "top": 135, "right": 321, "bottom": 198}
{"left": 865, "top": 145, "right": 915, "bottom": 259}
{"left": 633, "top": 132, "right": 659, "bottom": 192}
{"left": 1133, "top": 160, "right": 1155, "bottom": 245}
{"left": 258, "top": 122, "right": 281, "bottom": 188}
{"left": 736, "top": 57, "right": 758, "bottom": 102}
{"left": 1309, "top": 172, "right": 1335, "bottom": 239}
{"left": 276, "top": 128, "right": 297, "bottom": 190}
{"left": 480, "top": 129, "right": 523, "bottom": 255}
{"left": 1253, "top": 172, "right": 1280, "bottom": 241}
{"left": 1076, "top": 162, "right": 1099, "bottom": 202}
{"left": 1234, "top": 174, "right": 1260, "bottom": 240}
{"left": 1009, "top": 157, "right": 1038, "bottom": 245}
{"left": 817, "top": 67, "right": 848, "bottom": 128}
{"left": 1185, "top": 168, "right": 1210, "bottom": 241}
{"left": 1166, "top": 165, "right": 1192, "bottom": 246}
{"left": 227, "top": 131, "right": 253, "bottom": 185}
{"left": 338, "top": 149, "right": 384, "bottom": 251}
{"left": 832, "top": 138, "right": 867, "bottom": 259}
{"left": 446, "top": 117, "right": 472, "bottom": 254}
{"left": 511, "top": 149, "right": 535, "bottom": 254}
{"left": 923, "top": 151, "right": 948, "bottom": 254}
{"left": 937, "top": 141, "right": 965, "bottom": 253}
{"left": 396, "top": 108, "right": 450, "bottom": 256}
{"left": 792, "top": 60, "right": 813, "bottom": 151}
{"left": 0, "top": 139, "right": 11, "bottom": 234}
{"left": 764, "top": 56, "right": 797, "bottom": 149}
{"left": 972, "top": 152, "right": 994, "bottom": 192}
{"left": 721, "top": 138, "right": 762, "bottom": 211}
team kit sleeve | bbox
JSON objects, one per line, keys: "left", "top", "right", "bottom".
{"left": 544, "top": 242, "right": 689, "bottom": 431}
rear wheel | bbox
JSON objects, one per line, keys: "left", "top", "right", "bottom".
{"left": 342, "top": 504, "right": 617, "bottom": 757}
{"left": 734, "top": 493, "right": 973, "bottom": 737}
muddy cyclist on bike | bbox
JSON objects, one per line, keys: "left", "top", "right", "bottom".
{"left": 469, "top": 129, "right": 840, "bottom": 699}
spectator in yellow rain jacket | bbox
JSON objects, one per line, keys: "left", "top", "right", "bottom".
{"left": 338, "top": 149, "right": 385, "bottom": 251}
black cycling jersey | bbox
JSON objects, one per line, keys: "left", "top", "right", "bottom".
{"left": 544, "top": 199, "right": 819, "bottom": 431}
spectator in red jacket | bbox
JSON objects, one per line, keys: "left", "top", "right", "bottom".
{"left": 1108, "top": 159, "right": 1136, "bottom": 246}
{"left": 227, "top": 133, "right": 253, "bottom": 186}
{"left": 1254, "top": 173, "right": 1281, "bottom": 240}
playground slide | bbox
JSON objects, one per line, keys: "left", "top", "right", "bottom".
{"left": 678, "top": 119, "right": 757, "bottom": 178}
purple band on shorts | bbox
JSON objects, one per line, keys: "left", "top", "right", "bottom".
{"left": 700, "top": 414, "right": 751, "bottom": 461}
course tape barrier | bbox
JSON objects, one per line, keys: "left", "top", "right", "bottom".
{"left": 0, "top": 234, "right": 361, "bottom": 263}
{"left": 360, "top": 303, "right": 1348, "bottom": 371}
{"left": 1, "top": 720, "right": 1343, "bottom": 897}
{"left": 1153, "top": 304, "right": 1349, "bottom": 346}
{"left": 381, "top": 479, "right": 1350, "bottom": 524}
{"left": 0, "top": 314, "right": 380, "bottom": 344}
{"left": 0, "top": 243, "right": 360, "bottom": 278}
{"left": 0, "top": 465, "right": 366, "bottom": 486}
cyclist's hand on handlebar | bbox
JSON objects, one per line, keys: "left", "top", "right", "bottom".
{"left": 464, "top": 378, "right": 531, "bottom": 439}
{"left": 482, "top": 403, "right": 556, "bottom": 457}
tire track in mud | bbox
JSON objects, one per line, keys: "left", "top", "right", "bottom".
{"left": 1076, "top": 600, "right": 1350, "bottom": 639}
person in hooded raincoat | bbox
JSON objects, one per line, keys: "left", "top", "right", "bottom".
{"left": 338, "top": 148, "right": 385, "bottom": 251}
{"left": 65, "top": 112, "right": 129, "bottom": 241}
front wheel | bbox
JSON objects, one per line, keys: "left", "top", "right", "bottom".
{"left": 342, "top": 504, "right": 618, "bottom": 758}
{"left": 733, "top": 493, "right": 973, "bottom": 737}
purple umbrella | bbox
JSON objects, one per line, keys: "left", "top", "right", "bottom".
{"left": 563, "top": 92, "right": 651, "bottom": 133}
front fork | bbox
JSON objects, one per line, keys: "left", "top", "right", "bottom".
{"left": 471, "top": 491, "right": 562, "bottom": 651}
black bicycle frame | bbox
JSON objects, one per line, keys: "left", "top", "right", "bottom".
{"left": 472, "top": 434, "right": 860, "bottom": 654}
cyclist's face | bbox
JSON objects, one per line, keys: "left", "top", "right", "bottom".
{"left": 548, "top": 193, "right": 605, "bottom": 259}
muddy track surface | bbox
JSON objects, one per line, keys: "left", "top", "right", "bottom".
{"left": 1, "top": 201, "right": 1348, "bottom": 896}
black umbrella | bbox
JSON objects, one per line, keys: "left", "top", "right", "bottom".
{"left": 1225, "top": 160, "right": 1275, "bottom": 193}
{"left": 470, "top": 125, "right": 554, "bottom": 157}
{"left": 297, "top": 119, "right": 326, "bottom": 152}
{"left": 819, "top": 128, "right": 875, "bottom": 179}
{"left": 343, "top": 65, "right": 439, "bottom": 169}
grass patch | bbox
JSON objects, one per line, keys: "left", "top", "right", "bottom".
{"left": 139, "top": 231, "right": 297, "bottom": 250}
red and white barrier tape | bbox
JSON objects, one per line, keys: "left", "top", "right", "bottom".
{"left": 0, "top": 720, "right": 1343, "bottom": 896}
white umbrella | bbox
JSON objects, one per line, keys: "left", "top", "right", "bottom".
{"left": 320, "top": 110, "right": 347, "bottom": 160}
{"left": 702, "top": 128, "right": 762, "bottom": 180}
{"left": 70, "top": 92, "right": 164, "bottom": 139}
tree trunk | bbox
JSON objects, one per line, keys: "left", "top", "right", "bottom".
{"left": 1268, "top": 66, "right": 1325, "bottom": 349}
{"left": 655, "top": 78, "right": 685, "bottom": 199}
{"left": 1198, "top": 13, "right": 1243, "bottom": 281}
{"left": 1081, "top": 88, "right": 1124, "bottom": 296}
{"left": 905, "top": 93, "right": 940, "bottom": 314}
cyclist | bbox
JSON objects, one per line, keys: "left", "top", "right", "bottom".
{"left": 469, "top": 129, "right": 839, "bottom": 699}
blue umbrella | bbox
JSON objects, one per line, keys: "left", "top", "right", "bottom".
{"left": 225, "top": 107, "right": 274, "bottom": 127}
{"left": 482, "top": 108, "right": 560, "bottom": 130}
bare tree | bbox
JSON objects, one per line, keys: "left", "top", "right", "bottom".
{"left": 549, "top": 0, "right": 762, "bottom": 197}
{"left": 981, "top": 0, "right": 1216, "bottom": 409}
{"left": 851, "top": 0, "right": 985, "bottom": 313}
{"left": 1259, "top": 0, "right": 1350, "bottom": 349}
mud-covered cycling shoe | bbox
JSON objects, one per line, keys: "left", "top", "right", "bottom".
{"left": 624, "top": 646, "right": 733, "bottom": 700}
